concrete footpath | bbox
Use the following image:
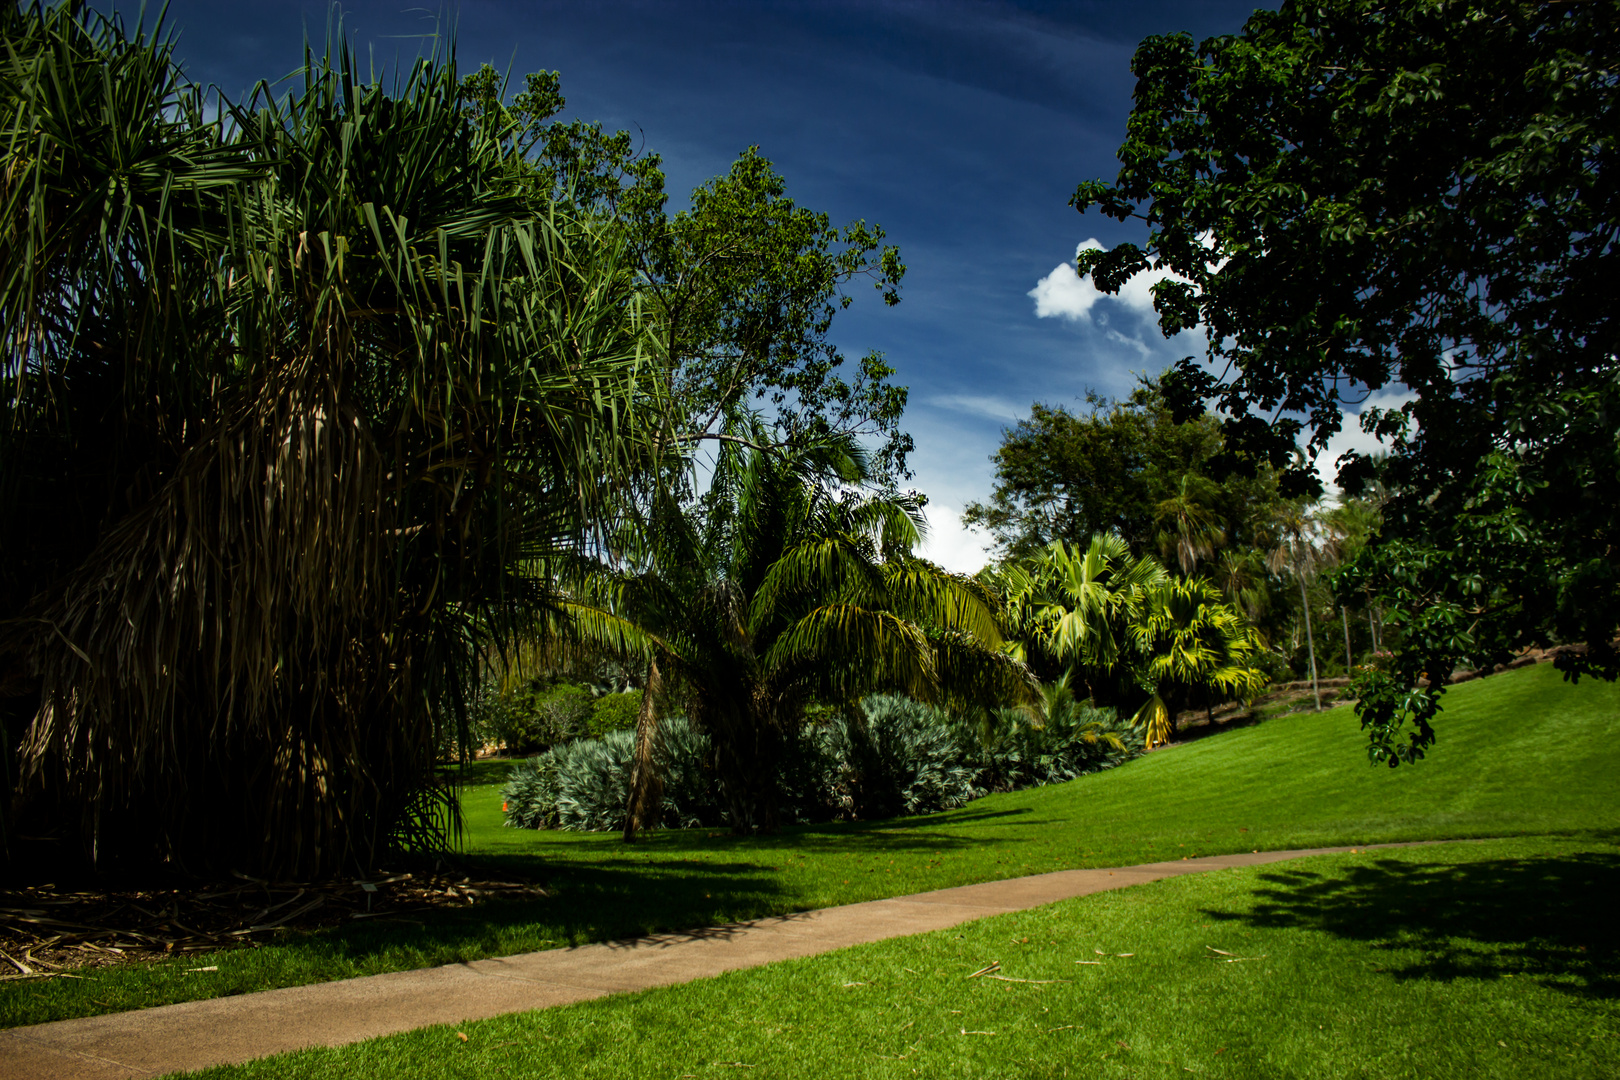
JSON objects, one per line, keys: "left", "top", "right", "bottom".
{"left": 0, "top": 844, "right": 1399, "bottom": 1079}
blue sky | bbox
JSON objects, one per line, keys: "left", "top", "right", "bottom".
{"left": 144, "top": 0, "right": 1280, "bottom": 571}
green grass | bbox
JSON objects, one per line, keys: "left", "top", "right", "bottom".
{"left": 5, "top": 662, "right": 1617, "bottom": 1029}
{"left": 190, "top": 836, "right": 1620, "bottom": 1079}
{"left": 435, "top": 757, "right": 527, "bottom": 788}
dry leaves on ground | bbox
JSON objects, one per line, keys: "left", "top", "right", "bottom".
{"left": 0, "top": 870, "right": 548, "bottom": 979}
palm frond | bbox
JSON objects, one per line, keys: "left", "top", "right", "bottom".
{"left": 3, "top": 8, "right": 660, "bottom": 875}
{"left": 762, "top": 603, "right": 935, "bottom": 703}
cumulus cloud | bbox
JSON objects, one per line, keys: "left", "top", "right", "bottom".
{"left": 917, "top": 503, "right": 995, "bottom": 576}
{"left": 1028, "top": 239, "right": 1107, "bottom": 319}
{"left": 1029, "top": 238, "right": 1190, "bottom": 324}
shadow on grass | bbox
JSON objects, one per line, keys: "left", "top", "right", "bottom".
{"left": 472, "top": 809, "right": 1048, "bottom": 862}
{"left": 1205, "top": 851, "right": 1620, "bottom": 999}
{"left": 265, "top": 817, "right": 1033, "bottom": 969}
{"left": 285, "top": 813, "right": 1065, "bottom": 966}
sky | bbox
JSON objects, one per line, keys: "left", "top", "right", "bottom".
{"left": 132, "top": 0, "right": 1329, "bottom": 573}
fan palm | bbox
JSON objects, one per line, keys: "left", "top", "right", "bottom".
{"left": 984, "top": 534, "right": 1167, "bottom": 690}
{"left": 1127, "top": 576, "right": 1268, "bottom": 748}
{"left": 1021, "top": 672, "right": 1126, "bottom": 758}
{"left": 0, "top": 6, "right": 657, "bottom": 876}
{"left": 984, "top": 534, "right": 1266, "bottom": 748}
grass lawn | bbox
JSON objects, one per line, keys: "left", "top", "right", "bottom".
{"left": 191, "top": 836, "right": 1620, "bottom": 1079}
{"left": 4, "top": 662, "right": 1616, "bottom": 1029}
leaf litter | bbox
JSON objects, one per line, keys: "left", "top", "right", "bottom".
{"left": 0, "top": 870, "right": 548, "bottom": 977}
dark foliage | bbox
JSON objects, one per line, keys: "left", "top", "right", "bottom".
{"left": 1072, "top": 0, "right": 1620, "bottom": 762}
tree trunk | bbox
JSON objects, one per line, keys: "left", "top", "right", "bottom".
{"left": 1368, "top": 606, "right": 1378, "bottom": 652}
{"left": 706, "top": 688, "right": 782, "bottom": 836}
{"left": 1342, "top": 606, "right": 1353, "bottom": 672}
{"left": 1298, "top": 572, "right": 1320, "bottom": 710}
{"left": 621, "top": 656, "right": 664, "bottom": 843}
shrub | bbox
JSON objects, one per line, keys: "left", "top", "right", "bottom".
{"left": 503, "top": 694, "right": 1142, "bottom": 832}
{"left": 500, "top": 682, "right": 595, "bottom": 754}
{"left": 551, "top": 732, "right": 636, "bottom": 831}
{"left": 955, "top": 700, "right": 1136, "bottom": 792}
{"left": 502, "top": 715, "right": 726, "bottom": 832}
{"left": 501, "top": 753, "right": 562, "bottom": 830}
{"left": 654, "top": 716, "right": 726, "bottom": 829}
{"left": 822, "top": 696, "right": 979, "bottom": 819}
{"left": 588, "top": 691, "right": 642, "bottom": 738}
{"left": 774, "top": 721, "right": 840, "bottom": 824}
{"left": 501, "top": 732, "right": 633, "bottom": 832}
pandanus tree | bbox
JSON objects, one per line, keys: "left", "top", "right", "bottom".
{"left": 565, "top": 429, "right": 1033, "bottom": 837}
{"left": 0, "top": 5, "right": 656, "bottom": 876}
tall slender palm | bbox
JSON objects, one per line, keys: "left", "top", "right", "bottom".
{"left": 1321, "top": 498, "right": 1383, "bottom": 669}
{"left": 1267, "top": 503, "right": 1329, "bottom": 710}
{"left": 0, "top": 7, "right": 657, "bottom": 875}
{"left": 1209, "top": 549, "right": 1270, "bottom": 624}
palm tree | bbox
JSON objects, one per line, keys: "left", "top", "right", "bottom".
{"left": 1127, "top": 576, "right": 1268, "bottom": 747}
{"left": 983, "top": 534, "right": 1167, "bottom": 693}
{"left": 1024, "top": 673, "right": 1126, "bottom": 753}
{"left": 1209, "top": 549, "right": 1270, "bottom": 624}
{"left": 1321, "top": 498, "right": 1383, "bottom": 669}
{"left": 564, "top": 430, "right": 1032, "bottom": 837}
{"left": 1154, "top": 473, "right": 1227, "bottom": 575}
{"left": 1, "top": 7, "right": 657, "bottom": 876}
{"left": 1267, "top": 503, "right": 1329, "bottom": 710}
{"left": 960, "top": 671, "right": 1126, "bottom": 791}
{"left": 985, "top": 535, "right": 1266, "bottom": 748}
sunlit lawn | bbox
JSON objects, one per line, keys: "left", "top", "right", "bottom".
{"left": 193, "top": 836, "right": 1620, "bottom": 1079}
{"left": 4, "top": 662, "right": 1616, "bottom": 1029}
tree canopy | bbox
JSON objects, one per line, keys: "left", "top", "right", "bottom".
{"left": 459, "top": 65, "right": 913, "bottom": 486}
{"left": 1070, "top": 0, "right": 1620, "bottom": 763}
{"left": 963, "top": 379, "right": 1280, "bottom": 561}
{"left": 0, "top": 5, "right": 920, "bottom": 874}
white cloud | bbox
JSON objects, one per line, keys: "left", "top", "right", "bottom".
{"left": 924, "top": 393, "right": 1027, "bottom": 423}
{"left": 1103, "top": 328, "right": 1153, "bottom": 360}
{"left": 1305, "top": 387, "right": 1417, "bottom": 492}
{"left": 1028, "top": 240, "right": 1106, "bottom": 320}
{"left": 1029, "top": 238, "right": 1191, "bottom": 324}
{"left": 918, "top": 503, "right": 994, "bottom": 576}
